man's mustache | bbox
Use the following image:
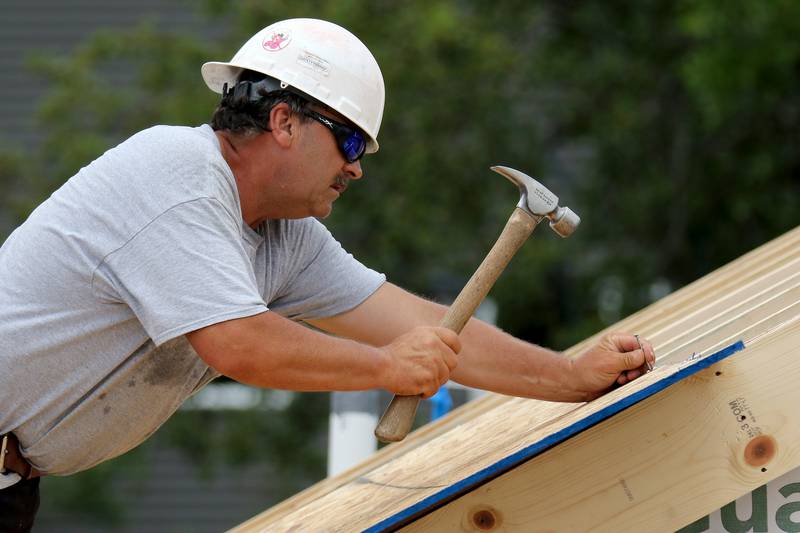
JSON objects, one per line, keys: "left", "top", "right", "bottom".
{"left": 334, "top": 175, "right": 349, "bottom": 191}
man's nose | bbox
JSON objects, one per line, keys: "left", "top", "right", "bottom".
{"left": 343, "top": 159, "right": 363, "bottom": 180}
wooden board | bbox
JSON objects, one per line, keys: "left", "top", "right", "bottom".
{"left": 383, "top": 342, "right": 749, "bottom": 532}
{"left": 230, "top": 225, "right": 800, "bottom": 533}
{"left": 404, "top": 320, "right": 800, "bottom": 532}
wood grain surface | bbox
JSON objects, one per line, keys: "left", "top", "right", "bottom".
{"left": 404, "top": 321, "right": 800, "bottom": 532}
{"left": 230, "top": 225, "right": 800, "bottom": 533}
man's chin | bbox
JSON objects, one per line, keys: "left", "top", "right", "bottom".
{"left": 313, "top": 204, "right": 334, "bottom": 219}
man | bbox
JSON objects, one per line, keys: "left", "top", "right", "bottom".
{"left": 0, "top": 18, "right": 654, "bottom": 531}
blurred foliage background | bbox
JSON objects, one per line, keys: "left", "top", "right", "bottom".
{"left": 1, "top": 0, "right": 798, "bottom": 530}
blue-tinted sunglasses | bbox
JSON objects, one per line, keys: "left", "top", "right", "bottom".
{"left": 302, "top": 109, "right": 367, "bottom": 163}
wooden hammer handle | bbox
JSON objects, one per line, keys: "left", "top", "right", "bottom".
{"left": 375, "top": 207, "right": 541, "bottom": 442}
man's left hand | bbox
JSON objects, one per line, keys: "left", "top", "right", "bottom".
{"left": 567, "top": 332, "right": 656, "bottom": 401}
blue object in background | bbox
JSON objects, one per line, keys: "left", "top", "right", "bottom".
{"left": 428, "top": 387, "right": 453, "bottom": 421}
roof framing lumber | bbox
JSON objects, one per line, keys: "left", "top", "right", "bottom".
{"left": 231, "top": 225, "right": 800, "bottom": 533}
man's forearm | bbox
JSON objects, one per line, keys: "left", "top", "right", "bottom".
{"left": 309, "top": 283, "right": 577, "bottom": 401}
{"left": 187, "top": 311, "right": 391, "bottom": 392}
{"left": 453, "top": 317, "right": 577, "bottom": 401}
{"left": 310, "top": 283, "right": 653, "bottom": 402}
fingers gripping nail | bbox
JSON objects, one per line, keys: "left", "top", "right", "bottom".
{"left": 634, "top": 334, "right": 654, "bottom": 371}
{"left": 623, "top": 349, "right": 639, "bottom": 370}
{"left": 611, "top": 332, "right": 645, "bottom": 353}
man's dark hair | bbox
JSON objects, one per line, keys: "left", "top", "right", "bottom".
{"left": 210, "top": 70, "right": 310, "bottom": 136}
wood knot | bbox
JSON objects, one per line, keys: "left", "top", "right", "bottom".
{"left": 470, "top": 506, "right": 502, "bottom": 531}
{"left": 744, "top": 435, "right": 777, "bottom": 467}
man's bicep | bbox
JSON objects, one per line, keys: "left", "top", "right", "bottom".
{"left": 186, "top": 311, "right": 271, "bottom": 375}
{"left": 307, "top": 282, "right": 445, "bottom": 345}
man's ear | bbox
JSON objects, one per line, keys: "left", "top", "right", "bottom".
{"left": 268, "top": 103, "right": 295, "bottom": 148}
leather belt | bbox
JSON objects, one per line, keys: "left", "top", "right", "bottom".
{"left": 0, "top": 433, "right": 42, "bottom": 479}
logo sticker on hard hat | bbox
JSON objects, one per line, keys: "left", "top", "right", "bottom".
{"left": 262, "top": 29, "right": 291, "bottom": 52}
{"left": 297, "top": 51, "right": 330, "bottom": 76}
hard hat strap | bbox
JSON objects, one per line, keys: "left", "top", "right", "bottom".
{"left": 221, "top": 76, "right": 288, "bottom": 107}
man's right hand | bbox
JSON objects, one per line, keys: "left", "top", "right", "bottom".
{"left": 378, "top": 326, "right": 461, "bottom": 398}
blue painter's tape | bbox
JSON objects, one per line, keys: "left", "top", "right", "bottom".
{"left": 364, "top": 340, "right": 746, "bottom": 533}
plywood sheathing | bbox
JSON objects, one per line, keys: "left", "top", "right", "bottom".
{"left": 231, "top": 225, "right": 800, "bottom": 533}
{"left": 406, "top": 322, "right": 800, "bottom": 532}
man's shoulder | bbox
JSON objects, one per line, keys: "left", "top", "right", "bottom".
{"left": 138, "top": 123, "right": 215, "bottom": 140}
{"left": 129, "top": 124, "right": 219, "bottom": 157}
{"left": 115, "top": 124, "right": 233, "bottom": 202}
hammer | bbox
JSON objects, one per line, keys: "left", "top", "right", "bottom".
{"left": 374, "top": 165, "right": 581, "bottom": 443}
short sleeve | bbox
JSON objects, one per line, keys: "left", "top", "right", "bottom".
{"left": 268, "top": 219, "right": 385, "bottom": 320}
{"left": 92, "top": 198, "right": 267, "bottom": 345}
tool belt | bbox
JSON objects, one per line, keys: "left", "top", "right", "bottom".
{"left": 0, "top": 433, "right": 42, "bottom": 480}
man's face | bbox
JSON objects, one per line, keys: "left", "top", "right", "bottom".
{"left": 290, "top": 106, "right": 365, "bottom": 219}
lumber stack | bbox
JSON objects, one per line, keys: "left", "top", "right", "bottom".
{"left": 231, "top": 225, "right": 800, "bottom": 532}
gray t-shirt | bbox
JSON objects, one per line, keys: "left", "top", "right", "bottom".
{"left": 0, "top": 124, "right": 385, "bottom": 475}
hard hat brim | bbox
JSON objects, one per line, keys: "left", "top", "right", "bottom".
{"left": 201, "top": 61, "right": 245, "bottom": 94}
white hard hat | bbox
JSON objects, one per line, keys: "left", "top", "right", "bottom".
{"left": 202, "top": 18, "right": 385, "bottom": 153}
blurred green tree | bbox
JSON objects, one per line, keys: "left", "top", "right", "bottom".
{"left": 511, "top": 0, "right": 800, "bottom": 344}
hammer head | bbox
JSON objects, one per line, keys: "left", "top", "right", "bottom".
{"left": 490, "top": 165, "right": 580, "bottom": 237}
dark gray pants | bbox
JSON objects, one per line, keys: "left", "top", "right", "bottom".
{"left": 0, "top": 477, "right": 39, "bottom": 532}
